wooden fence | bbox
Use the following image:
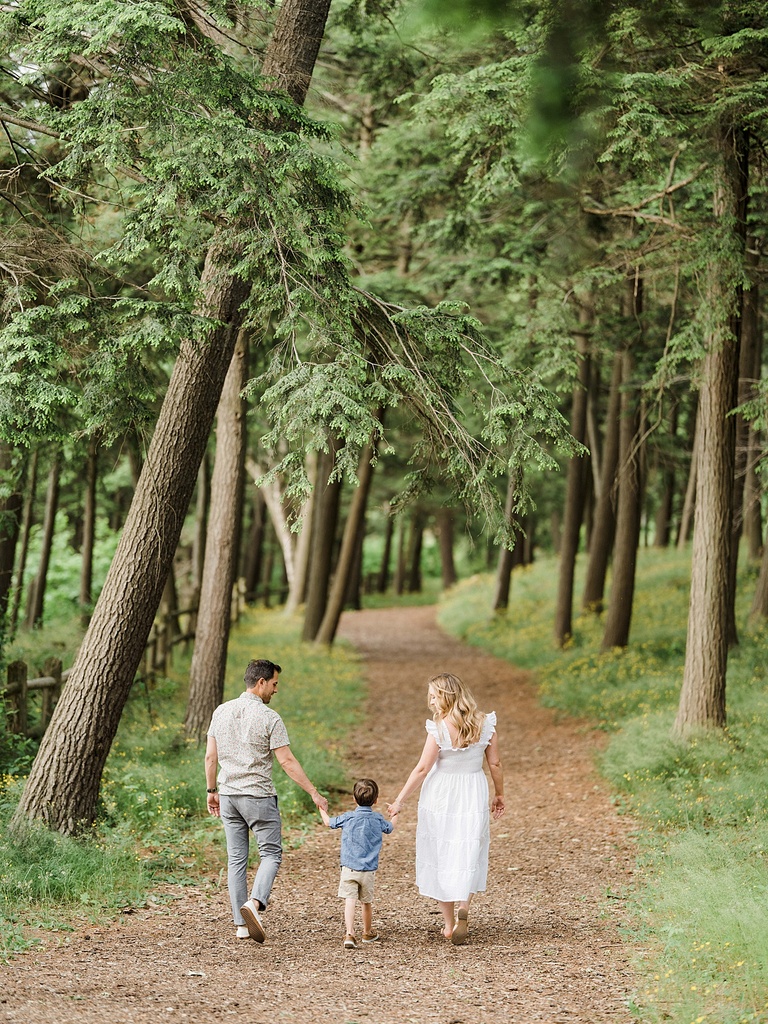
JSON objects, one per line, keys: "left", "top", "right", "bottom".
{"left": 2, "top": 578, "right": 254, "bottom": 740}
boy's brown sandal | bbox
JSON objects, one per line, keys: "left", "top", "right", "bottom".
{"left": 361, "top": 933, "right": 380, "bottom": 943}
{"left": 451, "top": 909, "right": 468, "bottom": 946}
{"left": 343, "top": 934, "right": 357, "bottom": 949}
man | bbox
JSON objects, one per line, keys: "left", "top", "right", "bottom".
{"left": 205, "top": 658, "right": 328, "bottom": 943}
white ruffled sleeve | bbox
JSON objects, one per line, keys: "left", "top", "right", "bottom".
{"left": 425, "top": 719, "right": 440, "bottom": 743}
{"left": 482, "top": 711, "right": 497, "bottom": 745}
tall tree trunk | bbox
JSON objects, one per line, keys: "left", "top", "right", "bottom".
{"left": 9, "top": 448, "right": 38, "bottom": 634}
{"left": 79, "top": 438, "right": 98, "bottom": 628}
{"left": 674, "top": 125, "right": 747, "bottom": 737}
{"left": 0, "top": 444, "right": 22, "bottom": 637}
{"left": 582, "top": 350, "right": 622, "bottom": 613}
{"left": 601, "top": 277, "right": 645, "bottom": 650}
{"left": 26, "top": 454, "right": 60, "bottom": 630}
{"left": 14, "top": 0, "right": 335, "bottom": 832}
{"left": 725, "top": 241, "right": 756, "bottom": 646}
{"left": 185, "top": 328, "right": 248, "bottom": 742}
{"left": 406, "top": 509, "right": 424, "bottom": 593}
{"left": 676, "top": 403, "right": 699, "bottom": 548}
{"left": 302, "top": 439, "right": 343, "bottom": 641}
{"left": 740, "top": 250, "right": 762, "bottom": 562}
{"left": 376, "top": 510, "right": 394, "bottom": 594}
{"left": 315, "top": 440, "right": 377, "bottom": 645}
{"left": 394, "top": 517, "right": 407, "bottom": 595}
{"left": 191, "top": 453, "right": 210, "bottom": 604}
{"left": 554, "top": 302, "right": 592, "bottom": 645}
{"left": 242, "top": 488, "right": 267, "bottom": 598}
{"left": 436, "top": 507, "right": 457, "bottom": 589}
{"left": 749, "top": 521, "right": 768, "bottom": 622}
{"left": 493, "top": 473, "right": 517, "bottom": 611}
{"left": 653, "top": 400, "right": 678, "bottom": 548}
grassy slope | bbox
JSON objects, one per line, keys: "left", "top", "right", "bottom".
{"left": 438, "top": 548, "right": 768, "bottom": 1024}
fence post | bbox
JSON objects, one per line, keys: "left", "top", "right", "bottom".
{"left": 7, "top": 661, "right": 28, "bottom": 736}
{"left": 41, "top": 657, "right": 62, "bottom": 732}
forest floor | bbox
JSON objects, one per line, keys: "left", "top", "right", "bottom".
{"left": 1, "top": 605, "right": 641, "bottom": 1024}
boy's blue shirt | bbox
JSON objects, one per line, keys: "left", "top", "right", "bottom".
{"left": 328, "top": 805, "right": 393, "bottom": 871}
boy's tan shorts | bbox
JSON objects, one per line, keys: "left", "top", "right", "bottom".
{"left": 337, "top": 866, "right": 376, "bottom": 903}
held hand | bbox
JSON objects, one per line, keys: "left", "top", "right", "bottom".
{"left": 491, "top": 795, "right": 505, "bottom": 820}
{"left": 207, "top": 793, "right": 221, "bottom": 818}
{"left": 387, "top": 801, "right": 402, "bottom": 817}
{"left": 312, "top": 791, "right": 329, "bottom": 812}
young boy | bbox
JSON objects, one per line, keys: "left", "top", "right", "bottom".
{"left": 319, "top": 777, "right": 396, "bottom": 949}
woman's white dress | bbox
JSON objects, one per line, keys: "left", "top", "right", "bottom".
{"left": 415, "top": 711, "right": 496, "bottom": 902}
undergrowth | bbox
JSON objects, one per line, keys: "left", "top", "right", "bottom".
{"left": 438, "top": 548, "right": 768, "bottom": 1024}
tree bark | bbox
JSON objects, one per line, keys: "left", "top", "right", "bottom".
{"left": 242, "top": 488, "right": 267, "bottom": 598}
{"left": 674, "top": 125, "right": 747, "bottom": 736}
{"left": 191, "top": 453, "right": 210, "bottom": 604}
{"left": 376, "top": 509, "right": 394, "bottom": 594}
{"left": 26, "top": 453, "right": 60, "bottom": 630}
{"left": 9, "top": 448, "right": 37, "bottom": 634}
{"left": 406, "top": 509, "right": 424, "bottom": 593}
{"left": 79, "top": 438, "right": 98, "bottom": 627}
{"left": 436, "top": 507, "right": 457, "bottom": 590}
{"left": 184, "top": 328, "right": 248, "bottom": 742}
{"left": 493, "top": 473, "right": 517, "bottom": 611}
{"left": 0, "top": 443, "right": 22, "bottom": 637}
{"left": 554, "top": 302, "right": 592, "bottom": 645}
{"left": 315, "top": 440, "right": 377, "bottom": 644}
{"left": 601, "top": 278, "right": 645, "bottom": 651}
{"left": 302, "top": 439, "right": 343, "bottom": 641}
{"left": 676, "top": 403, "right": 698, "bottom": 548}
{"left": 582, "top": 350, "right": 622, "bottom": 613}
{"left": 653, "top": 399, "right": 678, "bottom": 548}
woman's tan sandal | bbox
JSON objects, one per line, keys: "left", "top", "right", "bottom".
{"left": 451, "top": 909, "right": 469, "bottom": 945}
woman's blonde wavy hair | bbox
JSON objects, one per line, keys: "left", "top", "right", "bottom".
{"left": 428, "top": 672, "right": 484, "bottom": 748}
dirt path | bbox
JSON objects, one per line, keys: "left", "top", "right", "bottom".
{"left": 1, "top": 606, "right": 638, "bottom": 1024}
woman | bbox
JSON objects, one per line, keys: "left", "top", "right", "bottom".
{"left": 388, "top": 672, "right": 505, "bottom": 944}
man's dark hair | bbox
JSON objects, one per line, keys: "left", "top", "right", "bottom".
{"left": 244, "top": 659, "right": 282, "bottom": 688}
{"left": 353, "top": 778, "right": 379, "bottom": 807}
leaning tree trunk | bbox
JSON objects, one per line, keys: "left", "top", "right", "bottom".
{"left": 674, "top": 125, "right": 747, "bottom": 737}
{"left": 554, "top": 302, "right": 592, "bottom": 645}
{"left": 14, "top": 243, "right": 250, "bottom": 832}
{"left": 184, "top": 328, "right": 248, "bottom": 742}
{"left": 14, "top": 0, "right": 335, "bottom": 833}
{"left": 582, "top": 349, "right": 622, "bottom": 613}
{"left": 315, "top": 439, "right": 378, "bottom": 645}
{"left": 26, "top": 453, "right": 60, "bottom": 630}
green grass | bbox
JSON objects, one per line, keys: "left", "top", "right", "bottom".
{"left": 438, "top": 548, "right": 768, "bottom": 1024}
{"left": 0, "top": 606, "right": 365, "bottom": 958}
